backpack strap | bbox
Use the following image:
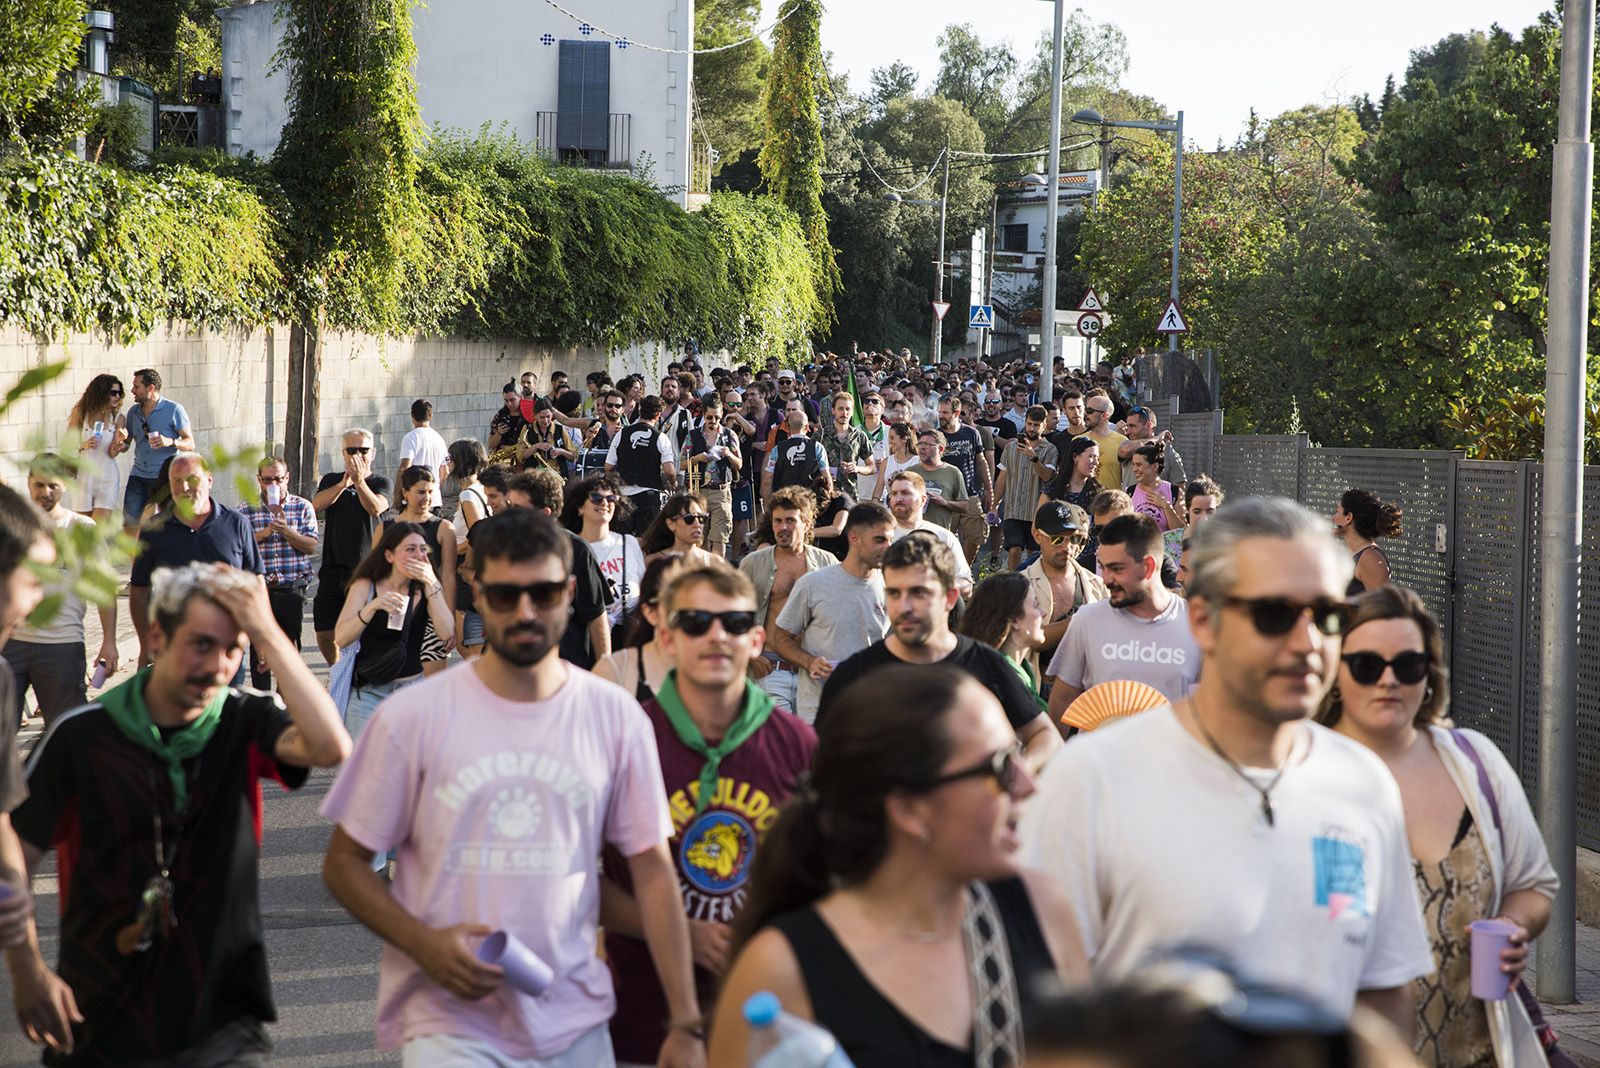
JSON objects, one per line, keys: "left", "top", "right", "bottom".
{"left": 1450, "top": 728, "right": 1503, "bottom": 837}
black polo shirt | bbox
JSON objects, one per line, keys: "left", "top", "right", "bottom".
{"left": 129, "top": 501, "right": 263, "bottom": 586}
{"left": 14, "top": 689, "right": 307, "bottom": 1064}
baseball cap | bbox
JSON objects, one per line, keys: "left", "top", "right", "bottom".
{"left": 1035, "top": 501, "right": 1087, "bottom": 535}
{"left": 776, "top": 369, "right": 796, "bottom": 382}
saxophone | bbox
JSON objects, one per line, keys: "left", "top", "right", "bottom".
{"left": 487, "top": 423, "right": 529, "bottom": 467}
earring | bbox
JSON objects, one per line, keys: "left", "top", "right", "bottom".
{"left": 917, "top": 828, "right": 932, "bottom": 847}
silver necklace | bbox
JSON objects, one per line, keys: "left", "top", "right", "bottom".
{"left": 1188, "top": 699, "right": 1294, "bottom": 830}
{"left": 853, "top": 892, "right": 960, "bottom": 944}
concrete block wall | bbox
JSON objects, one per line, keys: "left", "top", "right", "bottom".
{"left": 0, "top": 323, "right": 671, "bottom": 504}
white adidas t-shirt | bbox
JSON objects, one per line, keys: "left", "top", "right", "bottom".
{"left": 1045, "top": 595, "right": 1200, "bottom": 700}
{"left": 1019, "top": 706, "right": 1432, "bottom": 1017}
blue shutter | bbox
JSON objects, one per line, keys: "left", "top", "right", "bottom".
{"left": 557, "top": 40, "right": 610, "bottom": 153}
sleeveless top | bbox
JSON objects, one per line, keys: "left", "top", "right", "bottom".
{"left": 1348, "top": 544, "right": 1389, "bottom": 596}
{"left": 381, "top": 515, "right": 445, "bottom": 574}
{"left": 74, "top": 414, "right": 120, "bottom": 480}
{"left": 604, "top": 645, "right": 658, "bottom": 703}
{"left": 1411, "top": 808, "right": 1496, "bottom": 1068}
{"left": 354, "top": 585, "right": 424, "bottom": 686}
{"left": 770, "top": 877, "right": 1052, "bottom": 1068}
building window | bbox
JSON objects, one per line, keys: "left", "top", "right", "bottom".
{"left": 557, "top": 40, "right": 611, "bottom": 167}
{"left": 1000, "top": 223, "right": 1031, "bottom": 253}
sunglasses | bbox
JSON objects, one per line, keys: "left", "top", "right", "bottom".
{"left": 1221, "top": 596, "right": 1350, "bottom": 637}
{"left": 1342, "top": 650, "right": 1429, "bottom": 686}
{"left": 479, "top": 580, "right": 568, "bottom": 611}
{"left": 589, "top": 492, "right": 619, "bottom": 506}
{"left": 109, "top": 389, "right": 124, "bottom": 396}
{"left": 918, "top": 743, "right": 1024, "bottom": 794}
{"left": 1041, "top": 532, "right": 1076, "bottom": 545}
{"left": 668, "top": 609, "right": 758, "bottom": 637}
{"left": 675, "top": 513, "right": 708, "bottom": 525}
{"left": 345, "top": 446, "right": 371, "bottom": 455}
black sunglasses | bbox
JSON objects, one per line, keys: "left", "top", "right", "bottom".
{"left": 589, "top": 492, "right": 619, "bottom": 506}
{"left": 674, "top": 513, "right": 708, "bottom": 525}
{"left": 668, "top": 609, "right": 757, "bottom": 637}
{"left": 1342, "top": 650, "right": 1429, "bottom": 686}
{"left": 478, "top": 580, "right": 568, "bottom": 612}
{"left": 109, "top": 389, "right": 124, "bottom": 396}
{"left": 1221, "top": 596, "right": 1349, "bottom": 637}
{"left": 345, "top": 446, "right": 371, "bottom": 455}
{"left": 918, "top": 743, "right": 1024, "bottom": 794}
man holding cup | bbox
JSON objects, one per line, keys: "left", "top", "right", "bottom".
{"left": 122, "top": 368, "right": 195, "bottom": 534}
{"left": 242, "top": 456, "right": 318, "bottom": 690}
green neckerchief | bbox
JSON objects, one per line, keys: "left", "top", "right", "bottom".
{"left": 97, "top": 667, "right": 226, "bottom": 812}
{"left": 655, "top": 670, "right": 775, "bottom": 817}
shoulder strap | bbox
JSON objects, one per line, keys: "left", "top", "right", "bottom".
{"left": 1450, "top": 728, "right": 1503, "bottom": 837}
{"left": 963, "top": 881, "right": 1025, "bottom": 1068}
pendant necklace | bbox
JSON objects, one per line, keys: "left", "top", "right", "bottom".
{"left": 1188, "top": 698, "right": 1293, "bottom": 831}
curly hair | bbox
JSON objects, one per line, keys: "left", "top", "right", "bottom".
{"left": 69, "top": 374, "right": 124, "bottom": 430}
{"left": 1341, "top": 489, "right": 1402, "bottom": 540}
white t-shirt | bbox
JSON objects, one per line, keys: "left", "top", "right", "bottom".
{"left": 320, "top": 662, "right": 671, "bottom": 1058}
{"left": 400, "top": 425, "right": 449, "bottom": 474}
{"left": 587, "top": 532, "right": 646, "bottom": 626}
{"left": 14, "top": 510, "right": 95, "bottom": 644}
{"left": 1045, "top": 595, "right": 1200, "bottom": 701}
{"left": 889, "top": 521, "right": 973, "bottom": 588}
{"left": 1018, "top": 707, "right": 1433, "bottom": 1017}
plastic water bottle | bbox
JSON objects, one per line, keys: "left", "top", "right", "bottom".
{"left": 744, "top": 991, "right": 854, "bottom": 1067}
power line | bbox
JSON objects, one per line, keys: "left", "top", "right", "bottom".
{"left": 863, "top": 146, "right": 945, "bottom": 195}
{"left": 537, "top": 0, "right": 801, "bottom": 55}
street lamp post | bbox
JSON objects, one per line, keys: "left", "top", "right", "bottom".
{"left": 1037, "top": 0, "right": 1066, "bottom": 403}
{"left": 1071, "top": 107, "right": 1184, "bottom": 354}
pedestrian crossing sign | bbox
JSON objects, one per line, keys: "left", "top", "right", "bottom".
{"left": 969, "top": 305, "right": 994, "bottom": 329}
{"left": 1155, "top": 299, "right": 1188, "bottom": 334}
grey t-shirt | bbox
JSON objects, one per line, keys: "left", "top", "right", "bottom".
{"left": 775, "top": 564, "right": 888, "bottom": 724}
{"left": 1045, "top": 595, "right": 1200, "bottom": 701}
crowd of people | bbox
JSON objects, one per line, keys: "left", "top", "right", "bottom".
{"left": 0, "top": 349, "right": 1555, "bottom": 1068}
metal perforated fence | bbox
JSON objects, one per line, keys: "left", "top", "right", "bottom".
{"left": 1215, "top": 434, "right": 1307, "bottom": 499}
{"left": 1169, "top": 410, "right": 1221, "bottom": 482}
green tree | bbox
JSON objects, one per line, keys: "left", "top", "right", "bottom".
{"left": 694, "top": 0, "right": 770, "bottom": 173}
{"left": 0, "top": 0, "right": 96, "bottom": 150}
{"left": 1401, "top": 30, "right": 1489, "bottom": 100}
{"left": 866, "top": 62, "right": 918, "bottom": 116}
{"left": 933, "top": 24, "right": 1017, "bottom": 134}
{"left": 760, "top": 0, "right": 838, "bottom": 326}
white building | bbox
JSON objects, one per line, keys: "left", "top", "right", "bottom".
{"left": 983, "top": 169, "right": 1101, "bottom": 365}
{"left": 217, "top": 0, "right": 699, "bottom": 207}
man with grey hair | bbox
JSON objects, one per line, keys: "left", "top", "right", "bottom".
{"left": 1020, "top": 496, "right": 1432, "bottom": 1038}
{"left": 312, "top": 428, "right": 390, "bottom": 666}
{"left": 7, "top": 563, "right": 350, "bottom": 1062}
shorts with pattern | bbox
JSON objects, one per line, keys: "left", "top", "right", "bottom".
{"left": 420, "top": 614, "right": 449, "bottom": 663}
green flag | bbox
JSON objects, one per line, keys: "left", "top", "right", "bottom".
{"left": 844, "top": 358, "right": 864, "bottom": 428}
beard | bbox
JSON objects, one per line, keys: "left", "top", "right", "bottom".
{"left": 485, "top": 617, "right": 560, "bottom": 668}
{"left": 893, "top": 613, "right": 935, "bottom": 647}
{"left": 1106, "top": 583, "right": 1148, "bottom": 609}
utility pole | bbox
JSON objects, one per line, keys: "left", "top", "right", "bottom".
{"left": 1537, "top": 0, "right": 1594, "bottom": 1005}
{"left": 1037, "top": 0, "right": 1065, "bottom": 402}
{"left": 932, "top": 136, "right": 950, "bottom": 363}
{"left": 1167, "top": 110, "right": 1184, "bottom": 354}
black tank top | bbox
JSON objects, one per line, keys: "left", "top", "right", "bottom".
{"left": 1347, "top": 544, "right": 1388, "bottom": 596}
{"left": 769, "top": 877, "right": 1051, "bottom": 1067}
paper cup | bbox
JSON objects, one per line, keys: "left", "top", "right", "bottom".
{"left": 478, "top": 930, "right": 553, "bottom": 997}
{"left": 1470, "top": 918, "right": 1517, "bottom": 1000}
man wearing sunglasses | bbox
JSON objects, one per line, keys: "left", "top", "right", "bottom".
{"left": 1023, "top": 503, "right": 1107, "bottom": 672}
{"left": 1022, "top": 497, "right": 1432, "bottom": 1040}
{"left": 817, "top": 532, "right": 1060, "bottom": 768}
{"left": 601, "top": 563, "right": 815, "bottom": 1066}
{"left": 311, "top": 428, "right": 391, "bottom": 667}
{"left": 323, "top": 509, "right": 704, "bottom": 1068}
{"left": 1117, "top": 406, "right": 1187, "bottom": 489}
{"left": 1045, "top": 514, "right": 1200, "bottom": 725}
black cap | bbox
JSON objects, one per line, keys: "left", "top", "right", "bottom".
{"left": 1035, "top": 501, "right": 1087, "bottom": 535}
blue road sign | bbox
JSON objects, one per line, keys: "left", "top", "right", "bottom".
{"left": 969, "top": 304, "right": 994, "bottom": 329}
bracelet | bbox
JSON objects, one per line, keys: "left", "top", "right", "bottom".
{"left": 426, "top": 585, "right": 443, "bottom": 598}
{"left": 666, "top": 1016, "right": 707, "bottom": 1039}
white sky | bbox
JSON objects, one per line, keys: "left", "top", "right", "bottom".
{"left": 756, "top": 0, "right": 1559, "bottom": 148}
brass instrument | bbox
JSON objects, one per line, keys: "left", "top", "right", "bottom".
{"left": 685, "top": 445, "right": 706, "bottom": 495}
{"left": 487, "top": 423, "right": 529, "bottom": 467}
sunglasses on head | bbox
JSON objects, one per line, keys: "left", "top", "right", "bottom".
{"left": 479, "top": 580, "right": 568, "bottom": 611}
{"left": 668, "top": 609, "right": 757, "bottom": 637}
{"left": 918, "top": 742, "right": 1024, "bottom": 794}
{"left": 589, "top": 492, "right": 618, "bottom": 506}
{"left": 345, "top": 446, "right": 371, "bottom": 455}
{"left": 1342, "top": 650, "right": 1429, "bottom": 686}
{"left": 1221, "top": 596, "right": 1349, "bottom": 637}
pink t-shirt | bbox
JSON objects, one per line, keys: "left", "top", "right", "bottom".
{"left": 320, "top": 660, "right": 672, "bottom": 1058}
{"left": 1130, "top": 481, "right": 1176, "bottom": 531}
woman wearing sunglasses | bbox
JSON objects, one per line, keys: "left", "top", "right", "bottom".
{"left": 562, "top": 474, "right": 644, "bottom": 638}
{"left": 640, "top": 492, "right": 719, "bottom": 568}
{"left": 709, "top": 664, "right": 1087, "bottom": 1067}
{"left": 67, "top": 373, "right": 130, "bottom": 522}
{"left": 1317, "top": 586, "right": 1557, "bottom": 1068}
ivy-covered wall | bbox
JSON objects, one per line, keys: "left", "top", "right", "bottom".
{"left": 0, "top": 134, "right": 825, "bottom": 357}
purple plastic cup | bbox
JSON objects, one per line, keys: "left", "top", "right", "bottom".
{"left": 478, "top": 930, "right": 553, "bottom": 997}
{"left": 1470, "top": 918, "right": 1518, "bottom": 1000}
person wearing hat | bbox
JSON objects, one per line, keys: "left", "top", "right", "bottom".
{"left": 1023, "top": 501, "right": 1107, "bottom": 673}
{"left": 773, "top": 369, "right": 819, "bottom": 426}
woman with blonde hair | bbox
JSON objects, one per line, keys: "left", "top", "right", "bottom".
{"left": 1318, "top": 585, "right": 1559, "bottom": 1067}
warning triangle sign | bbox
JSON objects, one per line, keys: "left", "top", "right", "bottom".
{"left": 1077, "top": 288, "right": 1104, "bottom": 313}
{"left": 932, "top": 301, "right": 951, "bottom": 321}
{"left": 1155, "top": 299, "right": 1188, "bottom": 334}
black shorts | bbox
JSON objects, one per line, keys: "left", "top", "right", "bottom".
{"left": 313, "top": 566, "right": 353, "bottom": 632}
{"left": 1002, "top": 518, "right": 1035, "bottom": 550}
